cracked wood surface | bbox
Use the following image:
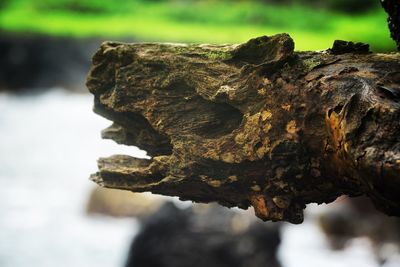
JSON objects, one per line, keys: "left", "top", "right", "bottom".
{"left": 87, "top": 34, "right": 400, "bottom": 224}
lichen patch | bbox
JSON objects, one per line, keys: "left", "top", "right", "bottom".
{"left": 286, "top": 120, "right": 298, "bottom": 134}
{"left": 228, "top": 175, "right": 238, "bottom": 182}
{"left": 251, "top": 185, "right": 262, "bottom": 191}
{"left": 261, "top": 110, "right": 273, "bottom": 121}
{"left": 281, "top": 103, "right": 291, "bottom": 111}
{"left": 221, "top": 152, "right": 235, "bottom": 163}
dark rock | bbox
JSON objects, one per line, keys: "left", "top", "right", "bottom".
{"left": 125, "top": 202, "right": 282, "bottom": 267}
{"left": 319, "top": 196, "right": 400, "bottom": 263}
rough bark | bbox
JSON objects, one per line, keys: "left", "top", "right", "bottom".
{"left": 381, "top": 0, "right": 400, "bottom": 50}
{"left": 86, "top": 34, "right": 400, "bottom": 224}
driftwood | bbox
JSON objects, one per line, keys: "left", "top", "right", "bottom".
{"left": 87, "top": 34, "right": 400, "bottom": 224}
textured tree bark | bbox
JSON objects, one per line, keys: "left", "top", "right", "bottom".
{"left": 87, "top": 34, "right": 400, "bottom": 224}
{"left": 381, "top": 0, "right": 400, "bottom": 50}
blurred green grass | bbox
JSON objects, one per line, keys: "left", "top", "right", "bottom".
{"left": 0, "top": 0, "right": 396, "bottom": 51}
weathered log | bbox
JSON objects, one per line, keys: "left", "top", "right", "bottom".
{"left": 87, "top": 34, "right": 400, "bottom": 224}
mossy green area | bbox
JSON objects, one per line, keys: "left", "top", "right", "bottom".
{"left": 0, "top": 0, "right": 396, "bottom": 52}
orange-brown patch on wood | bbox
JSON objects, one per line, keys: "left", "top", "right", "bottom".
{"left": 325, "top": 109, "right": 344, "bottom": 151}
{"left": 281, "top": 103, "right": 291, "bottom": 111}
{"left": 286, "top": 120, "right": 298, "bottom": 134}
{"left": 250, "top": 195, "right": 269, "bottom": 220}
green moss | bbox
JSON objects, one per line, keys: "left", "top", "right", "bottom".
{"left": 302, "top": 57, "right": 324, "bottom": 71}
{"left": 203, "top": 51, "right": 232, "bottom": 60}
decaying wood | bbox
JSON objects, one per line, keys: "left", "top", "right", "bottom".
{"left": 86, "top": 34, "right": 400, "bottom": 224}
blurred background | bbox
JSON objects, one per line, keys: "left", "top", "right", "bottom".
{"left": 1, "top": 0, "right": 400, "bottom": 267}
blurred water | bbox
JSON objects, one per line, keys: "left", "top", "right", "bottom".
{"left": 0, "top": 89, "right": 144, "bottom": 267}
{"left": 0, "top": 90, "right": 399, "bottom": 267}
{"left": 280, "top": 213, "right": 394, "bottom": 267}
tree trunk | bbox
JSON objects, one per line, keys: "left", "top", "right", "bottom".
{"left": 86, "top": 34, "right": 400, "bottom": 224}
{"left": 381, "top": 0, "right": 400, "bottom": 50}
